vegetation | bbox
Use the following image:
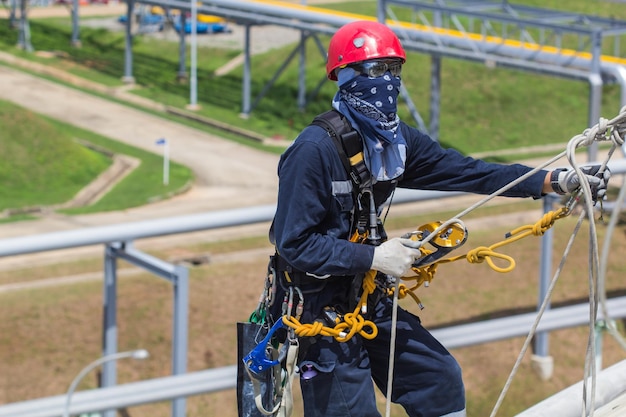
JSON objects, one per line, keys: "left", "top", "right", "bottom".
{"left": 52, "top": 117, "right": 194, "bottom": 215}
{"left": 0, "top": 0, "right": 624, "bottom": 215}
{"left": 0, "top": 1, "right": 624, "bottom": 157}
{"left": 0, "top": 99, "right": 193, "bottom": 216}
{"left": 0, "top": 99, "right": 110, "bottom": 211}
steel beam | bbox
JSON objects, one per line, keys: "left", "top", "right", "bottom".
{"left": 0, "top": 366, "right": 237, "bottom": 417}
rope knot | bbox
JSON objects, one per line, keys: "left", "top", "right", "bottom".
{"left": 396, "top": 284, "right": 409, "bottom": 299}
{"left": 466, "top": 246, "right": 490, "bottom": 263}
{"left": 362, "top": 272, "right": 377, "bottom": 294}
{"left": 531, "top": 211, "right": 558, "bottom": 235}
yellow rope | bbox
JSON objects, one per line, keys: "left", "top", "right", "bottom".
{"left": 399, "top": 208, "right": 571, "bottom": 303}
{"left": 281, "top": 269, "right": 379, "bottom": 342}
{"left": 281, "top": 207, "right": 571, "bottom": 340}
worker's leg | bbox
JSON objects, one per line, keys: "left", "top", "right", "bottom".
{"left": 365, "top": 297, "right": 466, "bottom": 417}
{"left": 299, "top": 335, "right": 382, "bottom": 417}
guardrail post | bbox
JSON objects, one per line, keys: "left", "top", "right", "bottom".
{"left": 105, "top": 243, "right": 190, "bottom": 417}
{"left": 172, "top": 264, "right": 189, "bottom": 417}
{"left": 531, "top": 194, "right": 558, "bottom": 380}
{"left": 102, "top": 244, "right": 120, "bottom": 417}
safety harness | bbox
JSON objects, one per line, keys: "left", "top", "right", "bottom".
{"left": 239, "top": 110, "right": 390, "bottom": 417}
{"left": 268, "top": 109, "right": 393, "bottom": 310}
{"left": 240, "top": 105, "right": 623, "bottom": 417}
{"left": 311, "top": 109, "right": 391, "bottom": 245}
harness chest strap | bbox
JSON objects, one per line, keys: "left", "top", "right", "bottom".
{"left": 312, "top": 110, "right": 389, "bottom": 243}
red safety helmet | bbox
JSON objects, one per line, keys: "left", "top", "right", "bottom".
{"left": 326, "top": 20, "right": 406, "bottom": 81}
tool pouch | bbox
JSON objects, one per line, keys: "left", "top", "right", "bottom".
{"left": 237, "top": 321, "right": 275, "bottom": 417}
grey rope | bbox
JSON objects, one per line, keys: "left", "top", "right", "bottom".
{"left": 384, "top": 107, "right": 626, "bottom": 417}
{"left": 490, "top": 108, "right": 626, "bottom": 417}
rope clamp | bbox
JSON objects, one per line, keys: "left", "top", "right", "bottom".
{"left": 243, "top": 319, "right": 287, "bottom": 377}
{"left": 403, "top": 221, "right": 468, "bottom": 267}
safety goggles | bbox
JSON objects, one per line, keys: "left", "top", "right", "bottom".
{"left": 349, "top": 59, "right": 403, "bottom": 78}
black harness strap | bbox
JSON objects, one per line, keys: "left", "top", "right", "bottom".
{"left": 272, "top": 110, "right": 399, "bottom": 292}
{"left": 311, "top": 110, "right": 371, "bottom": 189}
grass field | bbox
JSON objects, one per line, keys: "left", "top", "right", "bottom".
{"left": 0, "top": 99, "right": 111, "bottom": 211}
{"left": 1, "top": 202, "right": 625, "bottom": 416}
{"left": 0, "top": 99, "right": 194, "bottom": 217}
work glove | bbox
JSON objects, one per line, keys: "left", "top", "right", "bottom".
{"left": 371, "top": 237, "right": 423, "bottom": 277}
{"left": 551, "top": 165, "right": 611, "bottom": 202}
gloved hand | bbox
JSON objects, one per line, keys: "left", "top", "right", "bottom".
{"left": 551, "top": 165, "right": 611, "bottom": 201}
{"left": 371, "top": 237, "right": 423, "bottom": 277}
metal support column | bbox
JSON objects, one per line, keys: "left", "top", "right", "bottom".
{"left": 106, "top": 242, "right": 189, "bottom": 417}
{"left": 122, "top": 0, "right": 136, "bottom": 84}
{"left": 9, "top": 0, "right": 17, "bottom": 29}
{"left": 71, "top": 0, "right": 80, "bottom": 47}
{"left": 297, "top": 30, "right": 306, "bottom": 111}
{"left": 429, "top": 10, "right": 443, "bottom": 141}
{"left": 171, "top": 264, "right": 189, "bottom": 417}
{"left": 102, "top": 244, "right": 120, "bottom": 417}
{"left": 17, "top": 0, "right": 32, "bottom": 52}
{"left": 188, "top": 0, "right": 199, "bottom": 110}
{"left": 429, "top": 55, "right": 441, "bottom": 141}
{"left": 296, "top": 0, "right": 308, "bottom": 110}
{"left": 177, "top": 12, "right": 188, "bottom": 81}
{"left": 377, "top": 0, "right": 385, "bottom": 23}
{"left": 587, "top": 30, "right": 604, "bottom": 163}
{"left": 240, "top": 23, "right": 252, "bottom": 118}
{"left": 531, "top": 194, "right": 557, "bottom": 380}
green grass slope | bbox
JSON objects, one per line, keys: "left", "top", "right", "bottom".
{"left": 0, "top": 99, "right": 110, "bottom": 211}
{"left": 0, "top": 99, "right": 194, "bottom": 217}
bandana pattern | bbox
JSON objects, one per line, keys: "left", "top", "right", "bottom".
{"left": 332, "top": 68, "right": 406, "bottom": 182}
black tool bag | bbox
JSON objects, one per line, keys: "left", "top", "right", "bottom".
{"left": 237, "top": 321, "right": 276, "bottom": 417}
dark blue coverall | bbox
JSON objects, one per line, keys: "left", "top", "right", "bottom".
{"left": 271, "top": 119, "right": 548, "bottom": 417}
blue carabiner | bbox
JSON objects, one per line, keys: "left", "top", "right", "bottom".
{"left": 243, "top": 319, "right": 286, "bottom": 376}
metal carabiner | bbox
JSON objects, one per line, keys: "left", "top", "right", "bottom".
{"left": 243, "top": 318, "right": 287, "bottom": 377}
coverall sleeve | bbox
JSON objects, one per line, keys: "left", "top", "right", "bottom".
{"left": 399, "top": 124, "right": 547, "bottom": 197}
{"left": 272, "top": 131, "right": 374, "bottom": 276}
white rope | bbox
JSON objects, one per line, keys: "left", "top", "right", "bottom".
{"left": 489, "top": 211, "right": 585, "bottom": 417}
{"left": 384, "top": 216, "right": 466, "bottom": 417}
{"left": 383, "top": 107, "right": 626, "bottom": 417}
{"left": 565, "top": 113, "right": 626, "bottom": 417}
{"left": 489, "top": 108, "right": 626, "bottom": 417}
{"left": 596, "top": 122, "right": 626, "bottom": 353}
{"left": 384, "top": 279, "right": 401, "bottom": 417}
{"left": 598, "top": 177, "right": 626, "bottom": 352}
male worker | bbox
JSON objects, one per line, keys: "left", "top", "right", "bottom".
{"left": 268, "top": 20, "right": 608, "bottom": 417}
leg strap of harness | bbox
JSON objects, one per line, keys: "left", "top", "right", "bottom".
{"left": 276, "top": 341, "right": 299, "bottom": 417}
{"left": 247, "top": 340, "right": 299, "bottom": 417}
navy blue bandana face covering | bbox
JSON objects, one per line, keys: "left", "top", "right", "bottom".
{"left": 333, "top": 68, "right": 407, "bottom": 181}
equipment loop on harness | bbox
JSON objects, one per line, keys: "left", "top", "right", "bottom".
{"left": 280, "top": 270, "right": 379, "bottom": 342}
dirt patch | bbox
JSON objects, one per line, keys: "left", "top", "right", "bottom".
{"left": 1, "top": 213, "right": 625, "bottom": 416}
